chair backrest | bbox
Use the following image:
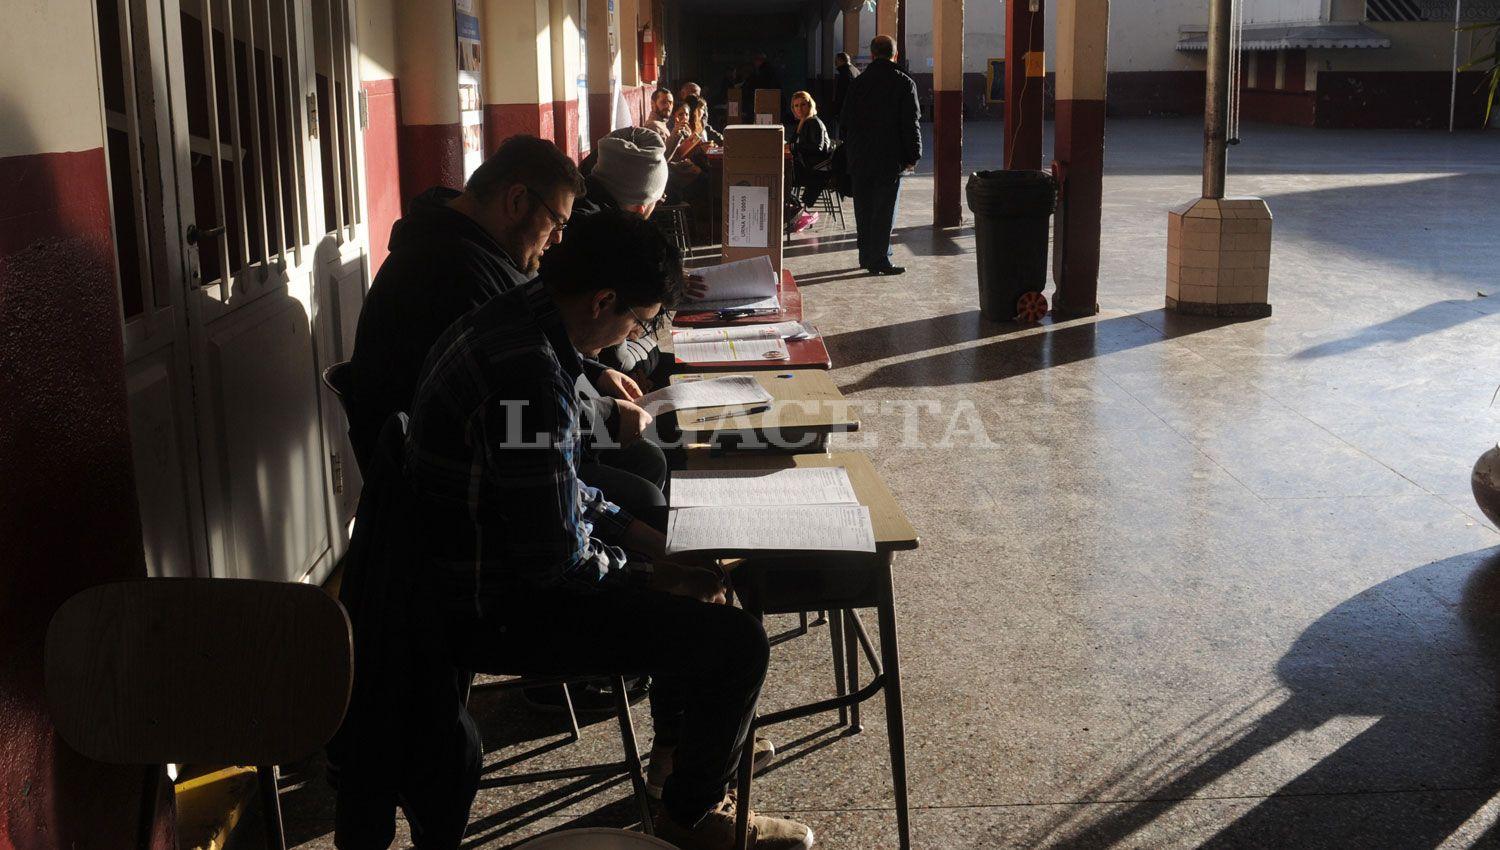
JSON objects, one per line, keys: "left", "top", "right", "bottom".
{"left": 322, "top": 361, "right": 356, "bottom": 407}
{"left": 45, "top": 578, "right": 352, "bottom": 766}
{"left": 515, "top": 828, "right": 678, "bottom": 849}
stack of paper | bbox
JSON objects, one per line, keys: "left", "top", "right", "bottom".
{"left": 635, "top": 375, "right": 772, "bottom": 415}
{"left": 673, "top": 337, "right": 789, "bottom": 364}
{"left": 671, "top": 321, "right": 815, "bottom": 344}
{"left": 666, "top": 468, "right": 877, "bottom": 554}
{"left": 683, "top": 256, "right": 780, "bottom": 313}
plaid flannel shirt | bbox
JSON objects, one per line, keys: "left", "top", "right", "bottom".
{"left": 405, "top": 279, "right": 635, "bottom": 615}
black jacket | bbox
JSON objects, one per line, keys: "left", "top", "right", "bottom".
{"left": 838, "top": 58, "right": 921, "bottom": 180}
{"left": 793, "top": 115, "right": 832, "bottom": 167}
{"left": 831, "top": 64, "right": 856, "bottom": 118}
{"left": 346, "top": 187, "right": 615, "bottom": 470}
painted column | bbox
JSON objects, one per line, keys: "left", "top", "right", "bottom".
{"left": 1003, "top": 0, "right": 1044, "bottom": 170}
{"left": 932, "top": 0, "right": 963, "bottom": 227}
{"left": 618, "top": 0, "right": 645, "bottom": 127}
{"left": 396, "top": 0, "right": 463, "bottom": 200}
{"left": 357, "top": 0, "right": 402, "bottom": 270}
{"left": 549, "top": 0, "right": 584, "bottom": 160}
{"left": 0, "top": 0, "right": 158, "bottom": 845}
{"left": 1051, "top": 0, "right": 1107, "bottom": 318}
{"left": 877, "top": 0, "right": 899, "bottom": 43}
{"left": 482, "top": 0, "right": 554, "bottom": 151}
{"left": 843, "top": 2, "right": 861, "bottom": 56}
{"left": 585, "top": 0, "right": 620, "bottom": 147}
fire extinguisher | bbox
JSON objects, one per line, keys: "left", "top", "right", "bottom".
{"left": 640, "top": 23, "right": 658, "bottom": 83}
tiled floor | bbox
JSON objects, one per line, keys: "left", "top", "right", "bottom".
{"left": 278, "top": 120, "right": 1500, "bottom": 849}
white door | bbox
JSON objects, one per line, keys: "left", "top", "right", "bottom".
{"left": 102, "top": 0, "right": 368, "bottom": 584}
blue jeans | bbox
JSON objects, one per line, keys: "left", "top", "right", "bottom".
{"left": 852, "top": 173, "right": 903, "bottom": 269}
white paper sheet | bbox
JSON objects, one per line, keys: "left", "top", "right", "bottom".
{"left": 635, "top": 376, "right": 771, "bottom": 415}
{"left": 727, "top": 186, "right": 770, "bottom": 248}
{"left": 666, "top": 505, "right": 877, "bottom": 554}
{"left": 671, "top": 468, "right": 859, "bottom": 508}
{"left": 671, "top": 321, "right": 808, "bottom": 344}
{"left": 674, "top": 337, "right": 789, "bottom": 363}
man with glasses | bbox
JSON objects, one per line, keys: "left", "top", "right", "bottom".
{"left": 405, "top": 210, "right": 814, "bottom": 850}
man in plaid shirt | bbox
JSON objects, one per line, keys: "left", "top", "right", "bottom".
{"left": 404, "top": 211, "right": 813, "bottom": 849}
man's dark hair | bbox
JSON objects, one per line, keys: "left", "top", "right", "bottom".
{"left": 466, "top": 135, "right": 584, "bottom": 202}
{"left": 835, "top": 52, "right": 851, "bottom": 67}
{"left": 653, "top": 87, "right": 674, "bottom": 103}
{"left": 542, "top": 209, "right": 685, "bottom": 311}
{"left": 870, "top": 35, "right": 896, "bottom": 60}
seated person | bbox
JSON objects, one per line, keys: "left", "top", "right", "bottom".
{"left": 678, "top": 80, "right": 702, "bottom": 103}
{"left": 787, "top": 90, "right": 832, "bottom": 234}
{"left": 406, "top": 210, "right": 813, "bottom": 850}
{"left": 643, "top": 86, "right": 675, "bottom": 144}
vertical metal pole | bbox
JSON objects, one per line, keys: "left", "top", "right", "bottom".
{"left": 1450, "top": 0, "right": 1462, "bottom": 132}
{"left": 1203, "top": 0, "right": 1231, "bottom": 199}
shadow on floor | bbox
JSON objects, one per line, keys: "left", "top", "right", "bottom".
{"left": 831, "top": 308, "right": 1249, "bottom": 391}
{"left": 1293, "top": 297, "right": 1498, "bottom": 360}
{"left": 1037, "top": 547, "right": 1500, "bottom": 848}
{"left": 784, "top": 223, "right": 975, "bottom": 263}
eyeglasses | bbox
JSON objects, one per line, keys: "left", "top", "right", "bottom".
{"left": 628, "top": 306, "right": 671, "bottom": 338}
{"left": 526, "top": 186, "right": 569, "bottom": 234}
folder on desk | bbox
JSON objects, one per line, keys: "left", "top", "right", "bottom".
{"left": 683, "top": 256, "right": 779, "bottom": 313}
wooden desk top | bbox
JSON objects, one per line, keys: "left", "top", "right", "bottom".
{"left": 671, "top": 369, "right": 859, "bottom": 443}
{"left": 683, "top": 451, "right": 919, "bottom": 552}
{"left": 673, "top": 270, "right": 802, "bottom": 327}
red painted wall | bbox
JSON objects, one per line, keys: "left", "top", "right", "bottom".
{"left": 397, "top": 122, "right": 464, "bottom": 211}
{"left": 361, "top": 78, "right": 402, "bottom": 273}
{"left": 552, "top": 99, "right": 581, "bottom": 161}
{"left": 483, "top": 102, "right": 555, "bottom": 154}
{"left": 0, "top": 148, "right": 167, "bottom": 848}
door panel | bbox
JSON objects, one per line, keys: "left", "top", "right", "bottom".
{"left": 126, "top": 352, "right": 198, "bottom": 578}
{"left": 204, "top": 294, "right": 332, "bottom": 581}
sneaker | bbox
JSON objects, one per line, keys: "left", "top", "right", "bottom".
{"left": 655, "top": 793, "right": 813, "bottom": 850}
{"left": 646, "top": 737, "right": 776, "bottom": 799}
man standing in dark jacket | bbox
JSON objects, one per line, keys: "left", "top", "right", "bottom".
{"left": 839, "top": 35, "right": 921, "bottom": 275}
{"left": 829, "top": 52, "right": 857, "bottom": 138}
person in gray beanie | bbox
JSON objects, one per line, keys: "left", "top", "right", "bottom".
{"left": 581, "top": 127, "right": 670, "bottom": 217}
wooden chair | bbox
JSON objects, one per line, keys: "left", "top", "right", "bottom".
{"left": 44, "top": 578, "right": 353, "bottom": 850}
{"left": 651, "top": 203, "right": 693, "bottom": 257}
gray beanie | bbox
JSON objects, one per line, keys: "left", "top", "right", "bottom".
{"left": 592, "top": 128, "right": 669, "bottom": 209}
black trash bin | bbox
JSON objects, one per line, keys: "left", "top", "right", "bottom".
{"left": 965, "top": 170, "right": 1057, "bottom": 322}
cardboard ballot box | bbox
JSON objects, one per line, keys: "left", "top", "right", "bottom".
{"left": 754, "top": 88, "right": 781, "bottom": 124}
{"left": 721, "top": 124, "right": 785, "bottom": 275}
{"left": 727, "top": 84, "right": 742, "bottom": 120}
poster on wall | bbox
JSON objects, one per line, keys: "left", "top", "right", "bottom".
{"left": 456, "top": 0, "right": 484, "bottom": 179}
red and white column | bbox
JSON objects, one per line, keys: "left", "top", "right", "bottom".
{"left": 877, "top": 0, "right": 899, "bottom": 46}
{"left": 585, "top": 0, "right": 621, "bottom": 149}
{"left": 843, "top": 1, "right": 861, "bottom": 56}
{"left": 931, "top": 0, "right": 963, "bottom": 227}
{"left": 1003, "top": 0, "right": 1044, "bottom": 170}
{"left": 482, "top": 0, "right": 554, "bottom": 152}
{"left": 356, "top": 3, "right": 402, "bottom": 269}
{"left": 1051, "top": 0, "right": 1108, "bottom": 317}
{"left": 549, "top": 0, "right": 584, "bottom": 160}
{"left": 395, "top": 1, "right": 463, "bottom": 201}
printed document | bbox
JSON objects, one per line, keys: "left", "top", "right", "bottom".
{"left": 685, "top": 256, "right": 779, "bottom": 311}
{"left": 674, "top": 337, "right": 789, "bottom": 363}
{"left": 671, "top": 321, "right": 811, "bottom": 344}
{"left": 671, "top": 468, "right": 859, "bottom": 507}
{"left": 727, "top": 186, "right": 771, "bottom": 248}
{"left": 636, "top": 376, "right": 771, "bottom": 415}
{"left": 666, "top": 505, "right": 877, "bottom": 554}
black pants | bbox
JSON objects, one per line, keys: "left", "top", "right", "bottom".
{"left": 793, "top": 161, "right": 829, "bottom": 209}
{"left": 449, "top": 585, "right": 770, "bottom": 827}
{"left": 852, "top": 172, "right": 903, "bottom": 270}
{"left": 579, "top": 438, "right": 670, "bottom": 516}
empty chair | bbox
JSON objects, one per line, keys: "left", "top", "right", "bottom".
{"left": 44, "top": 577, "right": 353, "bottom": 850}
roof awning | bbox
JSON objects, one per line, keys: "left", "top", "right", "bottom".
{"left": 1176, "top": 22, "right": 1392, "bottom": 51}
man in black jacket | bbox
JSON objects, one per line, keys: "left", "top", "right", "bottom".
{"left": 829, "top": 52, "right": 857, "bottom": 138}
{"left": 346, "top": 135, "right": 665, "bottom": 515}
{"left": 839, "top": 35, "right": 921, "bottom": 275}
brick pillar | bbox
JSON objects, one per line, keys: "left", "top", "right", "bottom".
{"left": 932, "top": 0, "right": 963, "bottom": 227}
{"left": 482, "top": 0, "right": 553, "bottom": 152}
{"left": 396, "top": 1, "right": 463, "bottom": 202}
{"left": 1051, "top": 0, "right": 1108, "bottom": 318}
{"left": 549, "top": 0, "right": 583, "bottom": 159}
{"left": 1003, "top": 0, "right": 1043, "bottom": 170}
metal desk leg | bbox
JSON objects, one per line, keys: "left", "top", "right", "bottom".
{"left": 734, "top": 726, "right": 757, "bottom": 850}
{"left": 614, "top": 675, "right": 654, "bottom": 834}
{"left": 846, "top": 611, "right": 862, "bottom": 733}
{"left": 258, "top": 765, "right": 287, "bottom": 850}
{"left": 828, "top": 608, "right": 848, "bottom": 726}
{"left": 877, "top": 553, "right": 910, "bottom": 849}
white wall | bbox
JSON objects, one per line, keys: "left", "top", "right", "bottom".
{"left": 1243, "top": 0, "right": 1326, "bottom": 25}
{"left": 2, "top": 0, "right": 108, "bottom": 158}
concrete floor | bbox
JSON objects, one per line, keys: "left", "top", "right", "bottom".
{"left": 279, "top": 119, "right": 1500, "bottom": 849}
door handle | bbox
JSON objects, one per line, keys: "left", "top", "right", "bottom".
{"left": 186, "top": 223, "right": 225, "bottom": 245}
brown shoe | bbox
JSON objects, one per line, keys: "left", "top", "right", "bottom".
{"left": 655, "top": 794, "right": 813, "bottom": 849}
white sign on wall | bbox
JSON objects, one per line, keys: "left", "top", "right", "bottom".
{"left": 727, "top": 186, "right": 769, "bottom": 248}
